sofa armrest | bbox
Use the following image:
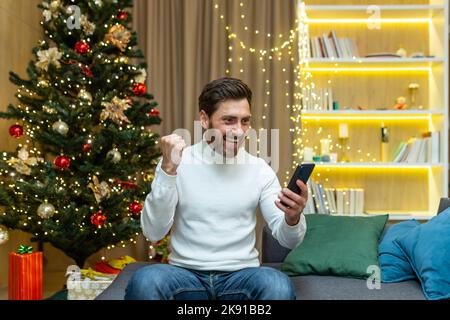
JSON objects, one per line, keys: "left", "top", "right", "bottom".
{"left": 261, "top": 225, "right": 291, "bottom": 263}
{"left": 437, "top": 198, "right": 450, "bottom": 215}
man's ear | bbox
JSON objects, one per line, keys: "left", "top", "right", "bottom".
{"left": 199, "top": 110, "right": 209, "bottom": 130}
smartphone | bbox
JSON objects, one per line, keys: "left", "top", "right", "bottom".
{"left": 281, "top": 163, "right": 315, "bottom": 207}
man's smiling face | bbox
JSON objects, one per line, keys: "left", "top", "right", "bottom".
{"left": 200, "top": 98, "right": 251, "bottom": 157}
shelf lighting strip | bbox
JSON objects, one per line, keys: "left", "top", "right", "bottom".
{"left": 304, "top": 67, "right": 430, "bottom": 72}
{"left": 313, "top": 163, "right": 440, "bottom": 169}
{"left": 305, "top": 18, "right": 431, "bottom": 24}
{"left": 301, "top": 115, "right": 432, "bottom": 121}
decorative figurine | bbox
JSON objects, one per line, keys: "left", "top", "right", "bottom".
{"left": 393, "top": 96, "right": 408, "bottom": 110}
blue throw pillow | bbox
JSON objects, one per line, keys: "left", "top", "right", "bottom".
{"left": 394, "top": 207, "right": 450, "bottom": 300}
{"left": 379, "top": 220, "right": 420, "bottom": 283}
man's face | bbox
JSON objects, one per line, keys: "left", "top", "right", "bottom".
{"left": 200, "top": 98, "right": 251, "bottom": 157}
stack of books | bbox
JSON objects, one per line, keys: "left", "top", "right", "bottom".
{"left": 304, "top": 180, "right": 365, "bottom": 215}
{"left": 309, "top": 31, "right": 360, "bottom": 59}
{"left": 301, "top": 86, "right": 334, "bottom": 110}
{"left": 392, "top": 131, "right": 440, "bottom": 164}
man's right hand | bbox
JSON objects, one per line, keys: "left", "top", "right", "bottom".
{"left": 161, "top": 134, "right": 187, "bottom": 176}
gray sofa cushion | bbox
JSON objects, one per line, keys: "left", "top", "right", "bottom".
{"left": 95, "top": 262, "right": 425, "bottom": 300}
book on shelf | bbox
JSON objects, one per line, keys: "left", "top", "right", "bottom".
{"left": 392, "top": 131, "right": 440, "bottom": 164}
{"left": 301, "top": 86, "right": 334, "bottom": 111}
{"left": 309, "top": 30, "right": 359, "bottom": 59}
{"left": 304, "top": 181, "right": 364, "bottom": 215}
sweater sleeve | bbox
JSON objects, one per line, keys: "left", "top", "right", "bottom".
{"left": 141, "top": 159, "right": 178, "bottom": 242}
{"left": 258, "top": 161, "right": 307, "bottom": 249}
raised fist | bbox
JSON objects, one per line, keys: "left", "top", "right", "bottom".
{"left": 160, "top": 134, "right": 187, "bottom": 175}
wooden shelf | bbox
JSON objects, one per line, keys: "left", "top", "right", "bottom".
{"left": 301, "top": 110, "right": 444, "bottom": 114}
{"left": 297, "top": 0, "right": 448, "bottom": 220}
{"left": 308, "top": 57, "right": 444, "bottom": 65}
{"left": 301, "top": 110, "right": 444, "bottom": 116}
{"left": 305, "top": 5, "right": 445, "bottom": 20}
{"left": 305, "top": 58, "right": 443, "bottom": 72}
{"left": 313, "top": 162, "right": 445, "bottom": 168}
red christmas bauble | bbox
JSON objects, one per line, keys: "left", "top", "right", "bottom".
{"left": 129, "top": 202, "right": 143, "bottom": 215}
{"left": 91, "top": 211, "right": 107, "bottom": 226}
{"left": 9, "top": 124, "right": 24, "bottom": 138}
{"left": 54, "top": 155, "right": 71, "bottom": 169}
{"left": 148, "top": 108, "right": 160, "bottom": 117}
{"left": 83, "top": 143, "right": 92, "bottom": 152}
{"left": 132, "top": 83, "right": 147, "bottom": 96}
{"left": 75, "top": 40, "right": 90, "bottom": 54}
{"left": 117, "top": 11, "right": 128, "bottom": 20}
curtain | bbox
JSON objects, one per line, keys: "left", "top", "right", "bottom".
{"left": 133, "top": 0, "right": 299, "bottom": 178}
{"left": 133, "top": 0, "right": 300, "bottom": 257}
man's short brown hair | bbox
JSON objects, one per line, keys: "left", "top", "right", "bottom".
{"left": 198, "top": 77, "right": 252, "bottom": 118}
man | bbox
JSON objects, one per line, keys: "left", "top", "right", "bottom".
{"left": 125, "top": 77, "right": 308, "bottom": 300}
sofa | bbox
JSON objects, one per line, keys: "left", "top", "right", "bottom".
{"left": 96, "top": 198, "right": 450, "bottom": 300}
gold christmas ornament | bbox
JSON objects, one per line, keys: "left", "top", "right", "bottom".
{"left": 0, "top": 226, "right": 9, "bottom": 245}
{"left": 37, "top": 202, "right": 56, "bottom": 219}
{"left": 37, "top": 79, "right": 50, "bottom": 88}
{"left": 7, "top": 145, "right": 43, "bottom": 176}
{"left": 115, "top": 56, "right": 129, "bottom": 64}
{"left": 106, "top": 149, "right": 122, "bottom": 163}
{"left": 35, "top": 47, "right": 62, "bottom": 71}
{"left": 78, "top": 89, "right": 93, "bottom": 102}
{"left": 42, "top": 0, "right": 61, "bottom": 22}
{"left": 52, "top": 120, "right": 69, "bottom": 135}
{"left": 88, "top": 175, "right": 111, "bottom": 203}
{"left": 100, "top": 96, "right": 131, "bottom": 124}
{"left": 143, "top": 172, "right": 154, "bottom": 182}
{"left": 104, "top": 24, "right": 131, "bottom": 52}
{"left": 80, "top": 15, "right": 96, "bottom": 36}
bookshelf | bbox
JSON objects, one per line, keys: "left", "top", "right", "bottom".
{"left": 300, "top": 0, "right": 449, "bottom": 220}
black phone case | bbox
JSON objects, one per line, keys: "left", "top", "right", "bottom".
{"left": 286, "top": 164, "right": 315, "bottom": 195}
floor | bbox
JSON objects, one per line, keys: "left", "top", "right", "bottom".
{"left": 0, "top": 270, "right": 67, "bottom": 300}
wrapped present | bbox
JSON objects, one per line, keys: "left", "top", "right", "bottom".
{"left": 107, "top": 255, "right": 136, "bottom": 270}
{"left": 93, "top": 261, "right": 121, "bottom": 274}
{"left": 66, "top": 266, "right": 116, "bottom": 300}
{"left": 9, "top": 245, "right": 43, "bottom": 300}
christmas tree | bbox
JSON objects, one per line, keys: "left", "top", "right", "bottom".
{"left": 0, "top": 0, "right": 162, "bottom": 267}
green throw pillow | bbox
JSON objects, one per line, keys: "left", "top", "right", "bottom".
{"left": 281, "top": 214, "right": 389, "bottom": 279}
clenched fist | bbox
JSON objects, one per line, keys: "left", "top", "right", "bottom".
{"left": 161, "top": 134, "right": 187, "bottom": 175}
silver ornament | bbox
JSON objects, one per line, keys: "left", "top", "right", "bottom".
{"left": 0, "top": 225, "right": 9, "bottom": 245}
{"left": 78, "top": 89, "right": 92, "bottom": 102}
{"left": 106, "top": 149, "right": 121, "bottom": 163}
{"left": 37, "top": 202, "right": 55, "bottom": 219}
{"left": 52, "top": 120, "right": 69, "bottom": 135}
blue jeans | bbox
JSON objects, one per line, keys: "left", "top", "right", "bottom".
{"left": 124, "top": 263, "right": 296, "bottom": 300}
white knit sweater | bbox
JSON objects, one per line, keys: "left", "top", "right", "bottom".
{"left": 141, "top": 139, "right": 307, "bottom": 271}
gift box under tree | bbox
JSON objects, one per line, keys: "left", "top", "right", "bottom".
{"left": 9, "top": 245, "right": 43, "bottom": 300}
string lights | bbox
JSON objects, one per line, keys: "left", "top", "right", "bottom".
{"left": 214, "top": 0, "right": 304, "bottom": 185}
{"left": 213, "top": 0, "right": 429, "bottom": 195}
